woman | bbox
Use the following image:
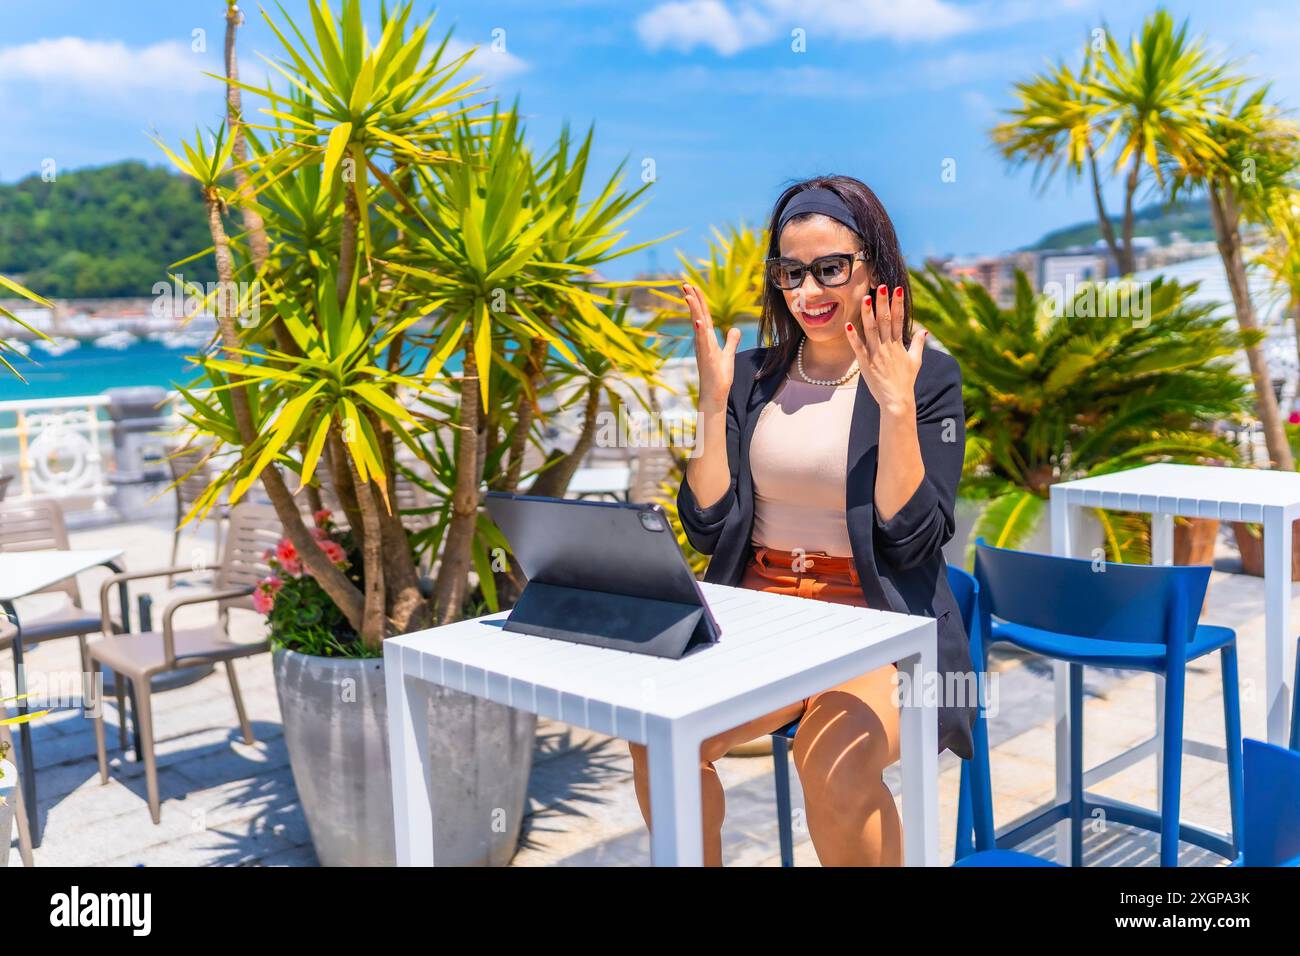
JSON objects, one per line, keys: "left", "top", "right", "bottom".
{"left": 628, "top": 175, "right": 974, "bottom": 866}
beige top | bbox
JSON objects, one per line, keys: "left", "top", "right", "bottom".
{"left": 750, "top": 374, "right": 857, "bottom": 557}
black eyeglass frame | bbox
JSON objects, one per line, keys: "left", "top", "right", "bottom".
{"left": 764, "top": 252, "right": 869, "bottom": 290}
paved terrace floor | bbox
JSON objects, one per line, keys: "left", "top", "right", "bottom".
{"left": 1, "top": 507, "right": 1286, "bottom": 866}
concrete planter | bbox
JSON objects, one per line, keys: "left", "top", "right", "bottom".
{"left": 272, "top": 646, "right": 536, "bottom": 867}
{"left": 0, "top": 757, "right": 15, "bottom": 867}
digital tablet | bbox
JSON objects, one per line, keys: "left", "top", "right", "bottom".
{"left": 485, "top": 491, "right": 721, "bottom": 658}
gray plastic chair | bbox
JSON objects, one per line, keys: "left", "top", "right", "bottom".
{"left": 0, "top": 724, "right": 34, "bottom": 866}
{"left": 90, "top": 502, "right": 280, "bottom": 823}
{"left": 0, "top": 499, "right": 127, "bottom": 716}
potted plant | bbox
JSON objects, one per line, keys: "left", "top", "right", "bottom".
{"left": 163, "top": 0, "right": 666, "bottom": 865}
{"left": 912, "top": 268, "right": 1255, "bottom": 567}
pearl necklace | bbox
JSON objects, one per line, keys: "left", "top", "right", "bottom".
{"left": 796, "top": 338, "right": 858, "bottom": 386}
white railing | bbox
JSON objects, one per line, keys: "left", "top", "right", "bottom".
{"left": 0, "top": 393, "right": 185, "bottom": 511}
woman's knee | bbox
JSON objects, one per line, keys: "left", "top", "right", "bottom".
{"left": 793, "top": 691, "right": 894, "bottom": 784}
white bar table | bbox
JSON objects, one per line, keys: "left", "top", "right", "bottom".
{"left": 0, "top": 548, "right": 125, "bottom": 845}
{"left": 386, "top": 580, "right": 940, "bottom": 866}
{"left": 1049, "top": 463, "right": 1300, "bottom": 863}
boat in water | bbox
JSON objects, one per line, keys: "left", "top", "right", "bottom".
{"left": 33, "top": 336, "right": 80, "bottom": 357}
{"left": 93, "top": 330, "right": 138, "bottom": 351}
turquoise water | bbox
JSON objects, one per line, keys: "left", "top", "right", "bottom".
{"left": 0, "top": 323, "right": 764, "bottom": 403}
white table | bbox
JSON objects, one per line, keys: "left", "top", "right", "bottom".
{"left": 516, "top": 466, "right": 633, "bottom": 502}
{"left": 385, "top": 580, "right": 940, "bottom": 866}
{"left": 1049, "top": 463, "right": 1300, "bottom": 863}
{"left": 0, "top": 548, "right": 125, "bottom": 845}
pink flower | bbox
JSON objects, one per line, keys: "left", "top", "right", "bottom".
{"left": 319, "top": 538, "right": 347, "bottom": 568}
{"left": 275, "top": 538, "right": 302, "bottom": 576}
{"left": 1290, "top": 411, "right": 1300, "bottom": 425}
{"left": 253, "top": 575, "right": 283, "bottom": 615}
{"left": 310, "top": 526, "right": 330, "bottom": 542}
{"left": 313, "top": 508, "right": 333, "bottom": 529}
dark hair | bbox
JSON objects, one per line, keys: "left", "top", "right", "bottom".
{"left": 757, "top": 174, "right": 912, "bottom": 379}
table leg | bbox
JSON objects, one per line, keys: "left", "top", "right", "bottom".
{"left": 2, "top": 600, "right": 39, "bottom": 848}
{"left": 384, "top": 643, "right": 435, "bottom": 865}
{"left": 1263, "top": 507, "right": 1295, "bottom": 746}
{"left": 899, "top": 644, "right": 939, "bottom": 866}
{"left": 645, "top": 716, "right": 704, "bottom": 866}
{"left": 1049, "top": 495, "right": 1081, "bottom": 866}
{"left": 1151, "top": 514, "right": 1174, "bottom": 807}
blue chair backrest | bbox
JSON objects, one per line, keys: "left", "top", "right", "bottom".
{"left": 972, "top": 538, "right": 1209, "bottom": 647}
{"left": 946, "top": 564, "right": 983, "bottom": 665}
{"left": 1243, "top": 739, "right": 1300, "bottom": 866}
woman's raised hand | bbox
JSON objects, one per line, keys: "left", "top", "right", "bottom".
{"left": 846, "top": 284, "right": 928, "bottom": 417}
{"left": 685, "top": 282, "right": 741, "bottom": 410}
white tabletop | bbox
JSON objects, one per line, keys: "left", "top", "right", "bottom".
{"left": 385, "top": 581, "right": 930, "bottom": 732}
{"left": 0, "top": 548, "right": 125, "bottom": 602}
{"left": 1051, "top": 463, "right": 1300, "bottom": 520}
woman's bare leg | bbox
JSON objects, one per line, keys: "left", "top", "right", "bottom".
{"left": 793, "top": 664, "right": 902, "bottom": 866}
{"left": 628, "top": 699, "right": 804, "bottom": 866}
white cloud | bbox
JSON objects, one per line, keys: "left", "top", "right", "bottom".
{"left": 444, "top": 37, "right": 530, "bottom": 84}
{"left": 636, "top": 0, "right": 978, "bottom": 55}
{"left": 0, "top": 37, "right": 214, "bottom": 95}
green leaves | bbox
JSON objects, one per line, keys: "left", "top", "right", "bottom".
{"left": 916, "top": 265, "right": 1253, "bottom": 561}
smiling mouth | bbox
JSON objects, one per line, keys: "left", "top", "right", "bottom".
{"left": 799, "top": 301, "right": 839, "bottom": 325}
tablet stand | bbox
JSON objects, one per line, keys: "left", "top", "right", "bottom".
{"left": 504, "top": 580, "right": 713, "bottom": 659}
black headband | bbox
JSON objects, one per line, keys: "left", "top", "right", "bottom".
{"left": 776, "top": 187, "right": 863, "bottom": 238}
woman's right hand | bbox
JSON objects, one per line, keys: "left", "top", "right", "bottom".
{"left": 685, "top": 282, "right": 741, "bottom": 410}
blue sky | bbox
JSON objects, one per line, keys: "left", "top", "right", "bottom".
{"left": 3, "top": 1, "right": 1300, "bottom": 277}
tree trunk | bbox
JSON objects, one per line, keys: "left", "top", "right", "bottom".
{"left": 340, "top": 431, "right": 387, "bottom": 650}
{"left": 504, "top": 336, "right": 548, "bottom": 490}
{"left": 1209, "top": 181, "right": 1295, "bottom": 471}
{"left": 1118, "top": 146, "right": 1141, "bottom": 276}
{"left": 203, "top": 197, "right": 365, "bottom": 629}
{"left": 223, "top": 4, "right": 270, "bottom": 275}
{"left": 1088, "top": 147, "right": 1125, "bottom": 274}
{"left": 432, "top": 330, "right": 481, "bottom": 624}
{"left": 529, "top": 378, "right": 603, "bottom": 498}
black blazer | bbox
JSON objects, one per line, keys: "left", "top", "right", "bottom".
{"left": 677, "top": 345, "right": 975, "bottom": 759}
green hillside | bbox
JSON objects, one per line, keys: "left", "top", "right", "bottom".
{"left": 0, "top": 160, "right": 217, "bottom": 298}
{"left": 1029, "top": 196, "right": 1214, "bottom": 251}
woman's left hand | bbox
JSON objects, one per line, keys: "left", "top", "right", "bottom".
{"left": 846, "top": 284, "right": 928, "bottom": 417}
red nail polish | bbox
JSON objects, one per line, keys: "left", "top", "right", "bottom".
{"left": 846, "top": 323, "right": 854, "bottom": 331}
{"left": 878, "top": 285, "right": 887, "bottom": 296}
{"left": 894, "top": 286, "right": 903, "bottom": 297}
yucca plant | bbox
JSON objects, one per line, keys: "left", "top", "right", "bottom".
{"left": 651, "top": 222, "right": 766, "bottom": 343}
{"left": 912, "top": 267, "right": 1254, "bottom": 564}
{"left": 0, "top": 274, "right": 52, "bottom": 379}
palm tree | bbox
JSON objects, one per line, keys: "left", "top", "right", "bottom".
{"left": 992, "top": 49, "right": 1127, "bottom": 271}
{"left": 1082, "top": 9, "right": 1241, "bottom": 274}
{"left": 1165, "top": 86, "right": 1300, "bottom": 470}
{"left": 1256, "top": 191, "right": 1300, "bottom": 370}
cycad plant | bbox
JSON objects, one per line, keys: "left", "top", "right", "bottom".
{"left": 912, "top": 267, "right": 1253, "bottom": 564}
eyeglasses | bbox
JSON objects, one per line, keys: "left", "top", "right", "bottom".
{"left": 765, "top": 252, "right": 867, "bottom": 291}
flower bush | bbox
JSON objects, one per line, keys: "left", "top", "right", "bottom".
{"left": 257, "top": 510, "right": 369, "bottom": 658}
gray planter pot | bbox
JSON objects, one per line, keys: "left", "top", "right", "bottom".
{"left": 272, "top": 646, "right": 536, "bottom": 867}
{"left": 0, "top": 759, "right": 15, "bottom": 868}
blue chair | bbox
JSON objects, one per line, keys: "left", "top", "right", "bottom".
{"left": 958, "top": 738, "right": 1300, "bottom": 868}
{"left": 1291, "top": 637, "right": 1299, "bottom": 753}
{"left": 1240, "top": 739, "right": 1300, "bottom": 866}
{"left": 771, "top": 565, "right": 989, "bottom": 866}
{"left": 959, "top": 539, "right": 1244, "bottom": 867}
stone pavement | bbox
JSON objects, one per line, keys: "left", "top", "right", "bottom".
{"left": 2, "top": 513, "right": 1287, "bottom": 866}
